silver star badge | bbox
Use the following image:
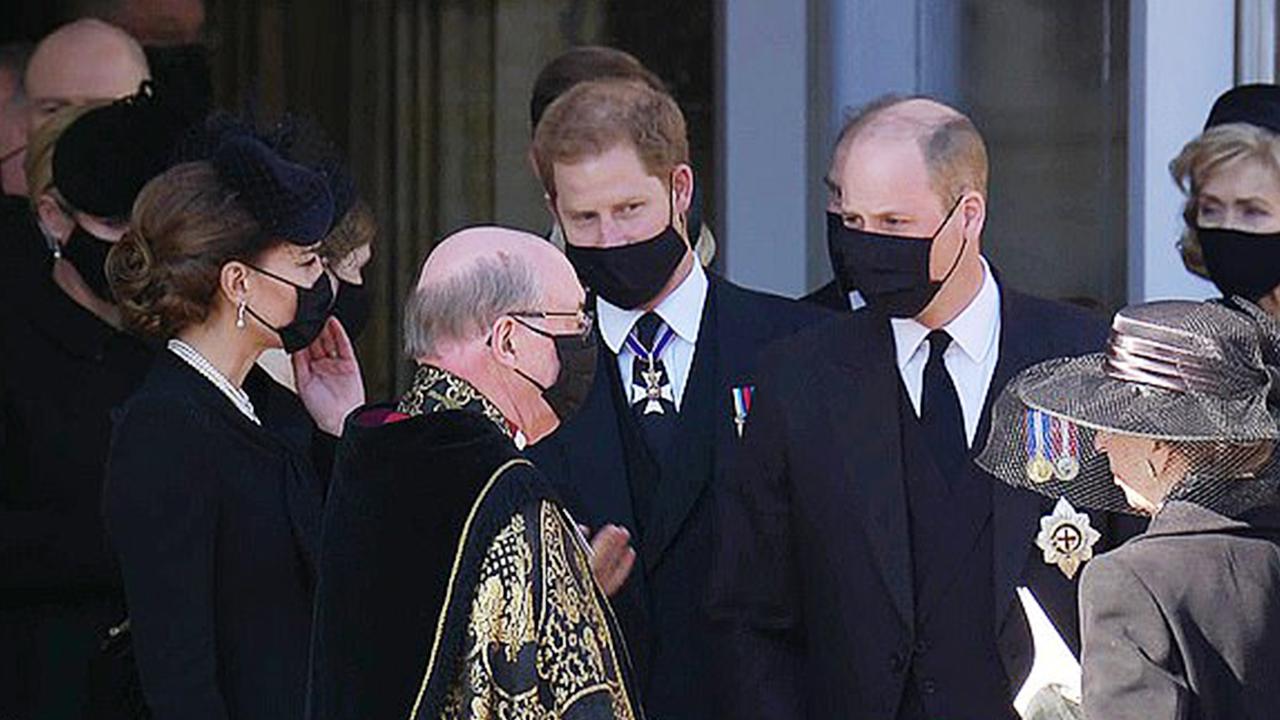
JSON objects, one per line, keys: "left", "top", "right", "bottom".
{"left": 1036, "top": 497, "right": 1101, "bottom": 580}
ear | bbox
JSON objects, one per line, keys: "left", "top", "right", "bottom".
{"left": 959, "top": 190, "right": 987, "bottom": 246}
{"left": 36, "top": 193, "right": 74, "bottom": 245}
{"left": 671, "top": 163, "right": 694, "bottom": 218}
{"left": 543, "top": 190, "right": 558, "bottom": 222}
{"left": 489, "top": 315, "right": 521, "bottom": 370}
{"left": 218, "top": 260, "right": 250, "bottom": 309}
{"left": 1149, "top": 440, "right": 1178, "bottom": 478}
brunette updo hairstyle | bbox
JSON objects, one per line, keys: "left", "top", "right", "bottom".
{"left": 107, "top": 161, "right": 264, "bottom": 338}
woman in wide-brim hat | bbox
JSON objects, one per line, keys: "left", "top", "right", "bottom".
{"left": 977, "top": 298, "right": 1280, "bottom": 720}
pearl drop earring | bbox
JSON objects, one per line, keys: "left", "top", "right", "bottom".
{"left": 236, "top": 299, "right": 247, "bottom": 329}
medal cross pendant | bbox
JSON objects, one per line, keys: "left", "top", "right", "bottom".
{"left": 641, "top": 360, "right": 665, "bottom": 415}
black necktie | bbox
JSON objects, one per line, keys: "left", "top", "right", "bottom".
{"left": 630, "top": 312, "right": 677, "bottom": 457}
{"left": 921, "top": 330, "right": 968, "bottom": 478}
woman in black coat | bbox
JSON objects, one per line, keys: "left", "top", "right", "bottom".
{"left": 979, "top": 299, "right": 1280, "bottom": 720}
{"left": 0, "top": 90, "right": 183, "bottom": 720}
{"left": 103, "top": 134, "right": 364, "bottom": 720}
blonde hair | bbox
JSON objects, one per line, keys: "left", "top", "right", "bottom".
{"left": 23, "top": 101, "right": 104, "bottom": 210}
{"left": 1170, "top": 122, "right": 1280, "bottom": 277}
{"left": 318, "top": 200, "right": 376, "bottom": 265}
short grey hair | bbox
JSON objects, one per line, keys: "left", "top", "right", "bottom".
{"left": 403, "top": 250, "right": 543, "bottom": 360}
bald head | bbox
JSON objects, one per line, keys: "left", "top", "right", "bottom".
{"left": 406, "top": 226, "right": 583, "bottom": 360}
{"left": 25, "top": 19, "right": 150, "bottom": 132}
{"left": 832, "top": 95, "right": 988, "bottom": 205}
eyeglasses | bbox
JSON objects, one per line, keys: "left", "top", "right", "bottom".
{"left": 510, "top": 309, "right": 594, "bottom": 337}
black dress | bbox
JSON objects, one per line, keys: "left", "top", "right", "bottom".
{"left": 0, "top": 235, "right": 153, "bottom": 720}
{"left": 104, "top": 350, "right": 328, "bottom": 720}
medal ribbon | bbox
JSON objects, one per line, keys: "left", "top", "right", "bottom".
{"left": 1025, "top": 409, "right": 1050, "bottom": 461}
{"left": 732, "top": 385, "right": 754, "bottom": 418}
{"left": 624, "top": 322, "right": 677, "bottom": 368}
{"left": 1050, "top": 417, "right": 1078, "bottom": 461}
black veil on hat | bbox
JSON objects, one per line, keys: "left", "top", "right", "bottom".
{"left": 210, "top": 131, "right": 334, "bottom": 245}
{"left": 182, "top": 113, "right": 344, "bottom": 246}
{"left": 52, "top": 81, "right": 188, "bottom": 220}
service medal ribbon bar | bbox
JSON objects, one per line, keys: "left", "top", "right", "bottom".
{"left": 731, "top": 385, "right": 754, "bottom": 438}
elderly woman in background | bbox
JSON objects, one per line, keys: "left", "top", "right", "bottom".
{"left": 0, "top": 102, "right": 98, "bottom": 293}
{"left": 0, "top": 86, "right": 183, "bottom": 720}
{"left": 103, "top": 132, "right": 364, "bottom": 719}
{"left": 1173, "top": 84, "right": 1280, "bottom": 316}
{"left": 979, "top": 299, "right": 1280, "bottom": 720}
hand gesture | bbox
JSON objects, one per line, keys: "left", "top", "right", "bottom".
{"left": 294, "top": 316, "right": 365, "bottom": 436}
{"left": 581, "top": 524, "right": 636, "bottom": 597}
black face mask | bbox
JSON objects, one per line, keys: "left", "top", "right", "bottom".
{"left": 64, "top": 226, "right": 115, "bottom": 300}
{"left": 563, "top": 194, "right": 688, "bottom": 310}
{"left": 332, "top": 280, "right": 372, "bottom": 339}
{"left": 509, "top": 318, "right": 599, "bottom": 424}
{"left": 1197, "top": 226, "right": 1280, "bottom": 302}
{"left": 244, "top": 265, "right": 335, "bottom": 353}
{"left": 826, "top": 198, "right": 965, "bottom": 318}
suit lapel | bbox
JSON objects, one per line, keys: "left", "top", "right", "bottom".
{"left": 831, "top": 315, "right": 914, "bottom": 623}
{"left": 595, "top": 344, "right": 650, "bottom": 538}
{"left": 985, "top": 291, "right": 1047, "bottom": 636}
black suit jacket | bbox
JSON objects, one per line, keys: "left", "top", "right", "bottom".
{"left": 529, "top": 273, "right": 833, "bottom": 718}
{"left": 707, "top": 287, "right": 1134, "bottom": 719}
{"left": 801, "top": 279, "right": 848, "bottom": 312}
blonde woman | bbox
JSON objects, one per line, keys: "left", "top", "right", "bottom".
{"left": 1173, "top": 84, "right": 1280, "bottom": 316}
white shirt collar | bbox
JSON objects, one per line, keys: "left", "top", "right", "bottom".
{"left": 889, "top": 257, "right": 1001, "bottom": 368}
{"left": 597, "top": 260, "right": 708, "bottom": 353}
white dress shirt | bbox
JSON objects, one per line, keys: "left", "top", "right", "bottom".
{"left": 888, "top": 258, "right": 1001, "bottom": 446}
{"left": 597, "top": 262, "right": 708, "bottom": 411}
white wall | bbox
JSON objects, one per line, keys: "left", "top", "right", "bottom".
{"left": 1127, "top": 0, "right": 1231, "bottom": 302}
{"left": 719, "top": 1, "right": 811, "bottom": 296}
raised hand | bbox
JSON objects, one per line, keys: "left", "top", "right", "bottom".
{"left": 293, "top": 316, "right": 365, "bottom": 436}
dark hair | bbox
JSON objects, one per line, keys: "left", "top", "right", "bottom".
{"left": 107, "top": 161, "right": 265, "bottom": 338}
{"left": 529, "top": 45, "right": 665, "bottom": 132}
{"left": 532, "top": 79, "right": 688, "bottom": 201}
{"left": 0, "top": 42, "right": 33, "bottom": 98}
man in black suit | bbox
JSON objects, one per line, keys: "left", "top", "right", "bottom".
{"left": 707, "top": 96, "right": 1134, "bottom": 719}
{"left": 526, "top": 79, "right": 831, "bottom": 719}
